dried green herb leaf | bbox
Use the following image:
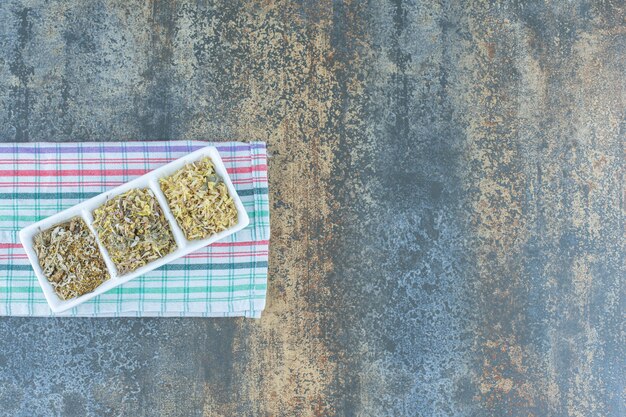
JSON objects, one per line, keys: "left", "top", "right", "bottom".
{"left": 160, "top": 157, "right": 238, "bottom": 240}
{"left": 33, "top": 216, "right": 110, "bottom": 300}
{"left": 93, "top": 188, "right": 177, "bottom": 275}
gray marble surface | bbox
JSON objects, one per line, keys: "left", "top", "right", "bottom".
{"left": 0, "top": 1, "right": 623, "bottom": 416}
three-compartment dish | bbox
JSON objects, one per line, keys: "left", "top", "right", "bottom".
{"left": 19, "top": 146, "right": 249, "bottom": 313}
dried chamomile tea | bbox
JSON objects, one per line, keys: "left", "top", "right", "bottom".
{"left": 33, "top": 216, "right": 110, "bottom": 300}
{"left": 160, "top": 157, "right": 238, "bottom": 240}
{"left": 92, "top": 188, "right": 177, "bottom": 275}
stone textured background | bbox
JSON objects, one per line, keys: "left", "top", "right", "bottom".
{"left": 0, "top": 1, "right": 624, "bottom": 416}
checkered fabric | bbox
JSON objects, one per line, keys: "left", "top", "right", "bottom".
{"left": 0, "top": 141, "right": 269, "bottom": 317}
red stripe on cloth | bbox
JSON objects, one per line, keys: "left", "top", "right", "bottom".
{"left": 0, "top": 169, "right": 149, "bottom": 176}
{"left": 0, "top": 250, "right": 268, "bottom": 260}
{"left": 0, "top": 240, "right": 269, "bottom": 249}
{"left": 0, "top": 165, "right": 267, "bottom": 177}
{"left": 0, "top": 155, "right": 265, "bottom": 164}
{"left": 210, "top": 240, "right": 269, "bottom": 247}
{"left": 0, "top": 178, "right": 255, "bottom": 187}
{"left": 0, "top": 243, "right": 22, "bottom": 248}
{"left": 184, "top": 251, "right": 269, "bottom": 258}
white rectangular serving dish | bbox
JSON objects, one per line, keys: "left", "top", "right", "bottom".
{"left": 19, "top": 146, "right": 249, "bottom": 313}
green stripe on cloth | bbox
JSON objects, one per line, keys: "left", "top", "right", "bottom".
{"left": 0, "top": 262, "right": 268, "bottom": 271}
{"left": 1, "top": 284, "right": 267, "bottom": 294}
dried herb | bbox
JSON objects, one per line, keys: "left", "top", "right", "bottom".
{"left": 160, "top": 157, "right": 238, "bottom": 240}
{"left": 33, "top": 216, "right": 110, "bottom": 300}
{"left": 93, "top": 188, "right": 177, "bottom": 275}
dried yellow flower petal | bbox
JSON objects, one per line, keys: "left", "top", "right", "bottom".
{"left": 160, "top": 157, "right": 238, "bottom": 240}
{"left": 33, "top": 216, "right": 110, "bottom": 300}
{"left": 93, "top": 188, "right": 177, "bottom": 275}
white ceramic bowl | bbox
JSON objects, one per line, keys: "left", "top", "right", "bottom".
{"left": 19, "top": 146, "right": 249, "bottom": 313}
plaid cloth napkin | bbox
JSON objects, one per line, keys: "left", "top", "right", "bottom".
{"left": 0, "top": 141, "right": 269, "bottom": 317}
